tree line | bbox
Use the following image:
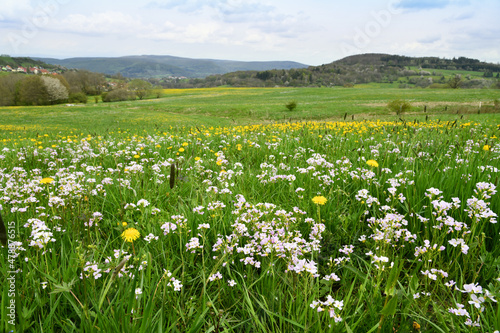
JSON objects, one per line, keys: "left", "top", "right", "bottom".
{"left": 0, "top": 70, "right": 161, "bottom": 106}
{"left": 0, "top": 70, "right": 108, "bottom": 106}
{"left": 153, "top": 65, "right": 500, "bottom": 89}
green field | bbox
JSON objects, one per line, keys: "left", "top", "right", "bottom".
{"left": 0, "top": 87, "right": 499, "bottom": 332}
{"left": 1, "top": 86, "right": 499, "bottom": 135}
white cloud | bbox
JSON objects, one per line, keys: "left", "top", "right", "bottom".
{"left": 1, "top": 0, "right": 498, "bottom": 66}
{"left": 55, "top": 11, "right": 152, "bottom": 35}
{"left": 0, "top": 0, "right": 33, "bottom": 20}
{"left": 148, "top": 0, "right": 276, "bottom": 22}
{"left": 418, "top": 35, "right": 442, "bottom": 44}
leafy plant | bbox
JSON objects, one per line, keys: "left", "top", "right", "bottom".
{"left": 68, "top": 92, "right": 88, "bottom": 104}
{"left": 285, "top": 100, "right": 297, "bottom": 111}
{"left": 387, "top": 99, "right": 412, "bottom": 115}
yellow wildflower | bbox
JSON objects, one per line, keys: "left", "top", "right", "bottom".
{"left": 312, "top": 196, "right": 327, "bottom": 205}
{"left": 366, "top": 160, "right": 379, "bottom": 168}
{"left": 483, "top": 145, "right": 491, "bottom": 151}
{"left": 40, "top": 177, "right": 54, "bottom": 184}
{"left": 121, "top": 228, "right": 140, "bottom": 243}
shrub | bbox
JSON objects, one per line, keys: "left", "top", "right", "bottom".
{"left": 285, "top": 100, "right": 297, "bottom": 111}
{"left": 460, "top": 79, "right": 491, "bottom": 89}
{"left": 68, "top": 92, "right": 88, "bottom": 104}
{"left": 429, "top": 83, "right": 450, "bottom": 89}
{"left": 102, "top": 89, "right": 135, "bottom": 103}
{"left": 387, "top": 99, "right": 412, "bottom": 115}
{"left": 448, "top": 74, "right": 462, "bottom": 89}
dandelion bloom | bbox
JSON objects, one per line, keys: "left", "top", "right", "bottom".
{"left": 133, "top": 154, "right": 140, "bottom": 158}
{"left": 366, "top": 160, "right": 379, "bottom": 168}
{"left": 179, "top": 148, "right": 185, "bottom": 152}
{"left": 483, "top": 145, "right": 491, "bottom": 151}
{"left": 121, "top": 228, "right": 140, "bottom": 243}
{"left": 312, "top": 196, "right": 327, "bottom": 205}
{"left": 40, "top": 177, "right": 54, "bottom": 184}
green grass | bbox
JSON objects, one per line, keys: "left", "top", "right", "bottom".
{"left": 1, "top": 86, "right": 499, "bottom": 135}
{"left": 407, "top": 66, "right": 490, "bottom": 79}
{"left": 0, "top": 87, "right": 499, "bottom": 332}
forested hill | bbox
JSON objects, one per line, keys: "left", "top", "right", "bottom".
{"left": 333, "top": 53, "right": 500, "bottom": 72}
{"left": 0, "top": 55, "right": 63, "bottom": 71}
{"left": 35, "top": 55, "right": 309, "bottom": 79}
{"left": 192, "top": 53, "right": 500, "bottom": 88}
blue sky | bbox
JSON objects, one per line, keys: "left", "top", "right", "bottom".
{"left": 1, "top": 0, "right": 499, "bottom": 65}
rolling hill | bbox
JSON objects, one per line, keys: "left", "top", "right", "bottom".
{"left": 206, "top": 53, "right": 500, "bottom": 88}
{"left": 35, "top": 55, "right": 309, "bottom": 78}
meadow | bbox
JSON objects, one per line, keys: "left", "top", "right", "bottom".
{"left": 0, "top": 86, "right": 499, "bottom": 133}
{"left": 0, "top": 86, "right": 499, "bottom": 332}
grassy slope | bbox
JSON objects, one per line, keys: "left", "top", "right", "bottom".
{"left": 0, "top": 86, "right": 499, "bottom": 135}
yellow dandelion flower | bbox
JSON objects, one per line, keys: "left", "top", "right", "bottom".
{"left": 121, "top": 228, "right": 140, "bottom": 243}
{"left": 195, "top": 157, "right": 201, "bottom": 161}
{"left": 483, "top": 145, "right": 491, "bottom": 151}
{"left": 178, "top": 148, "right": 185, "bottom": 152}
{"left": 366, "top": 159, "right": 379, "bottom": 168}
{"left": 40, "top": 177, "right": 54, "bottom": 184}
{"left": 134, "top": 154, "right": 140, "bottom": 158}
{"left": 122, "top": 222, "right": 128, "bottom": 227}
{"left": 312, "top": 196, "right": 327, "bottom": 205}
{"left": 182, "top": 142, "right": 189, "bottom": 146}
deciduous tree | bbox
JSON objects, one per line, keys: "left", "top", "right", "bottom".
{"left": 16, "top": 76, "right": 50, "bottom": 106}
{"left": 41, "top": 76, "right": 69, "bottom": 103}
{"left": 128, "top": 79, "right": 152, "bottom": 100}
{"left": 0, "top": 74, "right": 24, "bottom": 106}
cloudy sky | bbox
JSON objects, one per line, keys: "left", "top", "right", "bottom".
{"left": 1, "top": 0, "right": 499, "bottom": 66}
